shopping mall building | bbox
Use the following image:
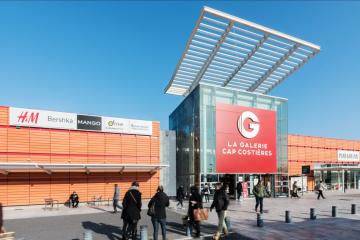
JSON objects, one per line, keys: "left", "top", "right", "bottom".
{"left": 0, "top": 7, "right": 360, "bottom": 206}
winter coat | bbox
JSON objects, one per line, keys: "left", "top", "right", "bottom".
{"left": 188, "top": 190, "right": 202, "bottom": 221}
{"left": 113, "top": 186, "right": 120, "bottom": 200}
{"left": 121, "top": 186, "right": 142, "bottom": 221}
{"left": 210, "top": 188, "right": 229, "bottom": 212}
{"left": 148, "top": 191, "right": 170, "bottom": 219}
{"left": 253, "top": 184, "right": 266, "bottom": 198}
{"left": 236, "top": 182, "right": 243, "bottom": 193}
{"left": 176, "top": 187, "right": 185, "bottom": 200}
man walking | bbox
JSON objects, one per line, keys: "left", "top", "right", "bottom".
{"left": 236, "top": 181, "right": 243, "bottom": 201}
{"left": 176, "top": 185, "right": 185, "bottom": 209}
{"left": 210, "top": 183, "right": 229, "bottom": 240}
{"left": 316, "top": 180, "right": 326, "bottom": 200}
{"left": 253, "top": 179, "right": 265, "bottom": 214}
{"left": 113, "top": 184, "right": 122, "bottom": 213}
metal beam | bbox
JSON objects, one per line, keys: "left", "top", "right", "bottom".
{"left": 119, "top": 166, "right": 125, "bottom": 175}
{"left": 247, "top": 44, "right": 300, "bottom": 92}
{"left": 223, "top": 35, "right": 268, "bottom": 87}
{"left": 150, "top": 167, "right": 160, "bottom": 175}
{"left": 0, "top": 170, "right": 8, "bottom": 175}
{"left": 39, "top": 166, "right": 52, "bottom": 175}
{"left": 186, "top": 21, "right": 234, "bottom": 95}
{"left": 164, "top": 9, "right": 206, "bottom": 94}
{"left": 204, "top": 6, "right": 321, "bottom": 51}
{"left": 265, "top": 50, "right": 318, "bottom": 94}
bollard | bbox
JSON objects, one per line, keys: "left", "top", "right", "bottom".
{"left": 351, "top": 204, "right": 357, "bottom": 214}
{"left": 83, "top": 230, "right": 93, "bottom": 240}
{"left": 140, "top": 225, "right": 148, "bottom": 240}
{"left": 332, "top": 206, "right": 337, "bottom": 217}
{"left": 310, "top": 208, "right": 316, "bottom": 220}
{"left": 285, "top": 210, "right": 291, "bottom": 223}
{"left": 256, "top": 213, "right": 264, "bottom": 227}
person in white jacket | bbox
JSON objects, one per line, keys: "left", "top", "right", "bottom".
{"left": 316, "top": 180, "right": 326, "bottom": 200}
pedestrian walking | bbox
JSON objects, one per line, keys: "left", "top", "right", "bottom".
{"left": 291, "top": 181, "right": 300, "bottom": 198}
{"left": 176, "top": 185, "right": 185, "bottom": 209}
{"left": 315, "top": 180, "right": 326, "bottom": 200}
{"left": 121, "top": 182, "right": 142, "bottom": 240}
{"left": 203, "top": 184, "right": 210, "bottom": 203}
{"left": 148, "top": 186, "right": 170, "bottom": 240}
{"left": 210, "top": 183, "right": 229, "bottom": 240}
{"left": 253, "top": 179, "right": 265, "bottom": 214}
{"left": 187, "top": 185, "right": 202, "bottom": 238}
{"left": 113, "top": 184, "right": 122, "bottom": 213}
{"left": 236, "top": 181, "right": 243, "bottom": 201}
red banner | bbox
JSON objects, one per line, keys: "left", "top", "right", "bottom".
{"left": 216, "top": 103, "right": 277, "bottom": 173}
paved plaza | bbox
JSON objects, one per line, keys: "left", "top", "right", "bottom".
{"left": 2, "top": 191, "right": 360, "bottom": 239}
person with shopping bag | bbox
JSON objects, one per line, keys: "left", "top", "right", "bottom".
{"left": 210, "top": 183, "right": 229, "bottom": 240}
{"left": 187, "top": 185, "right": 203, "bottom": 238}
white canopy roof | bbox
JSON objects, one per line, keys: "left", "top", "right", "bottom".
{"left": 165, "top": 6, "right": 320, "bottom": 96}
{"left": 0, "top": 163, "right": 168, "bottom": 175}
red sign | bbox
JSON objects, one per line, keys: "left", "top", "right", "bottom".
{"left": 216, "top": 103, "right": 277, "bottom": 173}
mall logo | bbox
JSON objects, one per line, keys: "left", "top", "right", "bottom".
{"left": 107, "top": 120, "right": 124, "bottom": 127}
{"left": 237, "top": 111, "right": 260, "bottom": 139}
{"left": 16, "top": 111, "right": 40, "bottom": 124}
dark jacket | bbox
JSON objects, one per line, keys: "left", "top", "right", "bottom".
{"left": 176, "top": 187, "right": 184, "bottom": 200}
{"left": 210, "top": 188, "right": 229, "bottom": 212}
{"left": 188, "top": 188, "right": 203, "bottom": 221}
{"left": 236, "top": 182, "right": 243, "bottom": 193}
{"left": 148, "top": 191, "right": 170, "bottom": 219}
{"left": 121, "top": 186, "right": 142, "bottom": 221}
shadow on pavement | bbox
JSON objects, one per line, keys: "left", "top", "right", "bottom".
{"left": 82, "top": 221, "right": 122, "bottom": 240}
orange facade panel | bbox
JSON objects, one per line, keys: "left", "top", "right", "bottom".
{"left": 70, "top": 132, "right": 88, "bottom": 154}
{"left": 0, "top": 128, "right": 7, "bottom": 152}
{"left": 122, "top": 135, "right": 137, "bottom": 156}
{"left": 152, "top": 122, "right": 160, "bottom": 137}
{"left": 50, "top": 131, "right": 70, "bottom": 154}
{"left": 7, "top": 128, "right": 30, "bottom": 153}
{"left": 136, "top": 136, "right": 150, "bottom": 157}
{"left": 30, "top": 129, "right": 50, "bottom": 153}
{"left": 88, "top": 133, "right": 105, "bottom": 155}
{"left": 0, "top": 107, "right": 8, "bottom": 126}
{"left": 105, "top": 134, "right": 122, "bottom": 155}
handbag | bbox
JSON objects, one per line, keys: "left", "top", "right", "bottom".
{"left": 193, "top": 208, "right": 209, "bottom": 221}
{"left": 147, "top": 198, "right": 156, "bottom": 217}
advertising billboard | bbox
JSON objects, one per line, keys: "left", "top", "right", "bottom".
{"left": 9, "top": 107, "right": 77, "bottom": 130}
{"left": 9, "top": 107, "right": 152, "bottom": 135}
{"left": 216, "top": 103, "right": 277, "bottom": 173}
{"left": 337, "top": 150, "right": 360, "bottom": 162}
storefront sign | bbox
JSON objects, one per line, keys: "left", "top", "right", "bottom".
{"left": 216, "top": 103, "right": 277, "bottom": 173}
{"left": 102, "top": 117, "right": 152, "bottom": 135}
{"left": 337, "top": 150, "right": 360, "bottom": 162}
{"left": 77, "top": 115, "right": 102, "bottom": 131}
{"left": 9, "top": 107, "right": 152, "bottom": 135}
{"left": 128, "top": 119, "right": 152, "bottom": 135}
{"left": 9, "top": 107, "right": 77, "bottom": 130}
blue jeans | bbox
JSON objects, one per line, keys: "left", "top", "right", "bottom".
{"left": 151, "top": 217, "right": 166, "bottom": 240}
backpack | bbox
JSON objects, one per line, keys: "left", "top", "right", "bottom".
{"left": 147, "top": 197, "right": 156, "bottom": 217}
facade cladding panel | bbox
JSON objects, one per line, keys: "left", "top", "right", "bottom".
{"left": 0, "top": 106, "right": 160, "bottom": 206}
{"left": 288, "top": 134, "right": 360, "bottom": 191}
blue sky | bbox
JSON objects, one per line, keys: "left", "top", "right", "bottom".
{"left": 0, "top": 1, "right": 359, "bottom": 140}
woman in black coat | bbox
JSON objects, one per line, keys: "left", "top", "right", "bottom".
{"left": 148, "top": 186, "right": 170, "bottom": 240}
{"left": 187, "top": 185, "right": 203, "bottom": 238}
{"left": 121, "top": 182, "right": 142, "bottom": 240}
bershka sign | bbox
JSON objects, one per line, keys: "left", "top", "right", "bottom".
{"left": 9, "top": 107, "right": 77, "bottom": 130}
{"left": 337, "top": 150, "right": 360, "bottom": 162}
{"left": 216, "top": 103, "right": 277, "bottom": 173}
{"left": 77, "top": 115, "right": 102, "bottom": 131}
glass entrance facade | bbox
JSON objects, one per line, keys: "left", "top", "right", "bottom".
{"left": 170, "top": 84, "right": 288, "bottom": 197}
